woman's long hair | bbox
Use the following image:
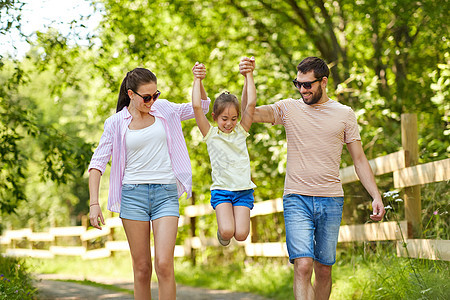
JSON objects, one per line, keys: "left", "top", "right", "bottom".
{"left": 116, "top": 68, "right": 157, "bottom": 112}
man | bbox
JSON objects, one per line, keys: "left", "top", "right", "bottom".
{"left": 239, "top": 57, "right": 385, "bottom": 299}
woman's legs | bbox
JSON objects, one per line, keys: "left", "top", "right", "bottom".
{"left": 122, "top": 218, "right": 152, "bottom": 300}
{"left": 152, "top": 216, "right": 178, "bottom": 300}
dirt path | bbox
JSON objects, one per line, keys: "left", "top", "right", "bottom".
{"left": 36, "top": 274, "right": 274, "bottom": 300}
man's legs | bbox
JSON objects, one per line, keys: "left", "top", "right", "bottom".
{"left": 293, "top": 259, "right": 332, "bottom": 300}
{"left": 313, "top": 262, "right": 332, "bottom": 300}
{"left": 283, "top": 194, "right": 315, "bottom": 300}
{"left": 311, "top": 196, "right": 343, "bottom": 300}
{"left": 284, "top": 195, "right": 343, "bottom": 299}
{"left": 293, "top": 257, "right": 314, "bottom": 300}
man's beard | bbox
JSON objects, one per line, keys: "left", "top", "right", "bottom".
{"left": 301, "top": 87, "right": 322, "bottom": 105}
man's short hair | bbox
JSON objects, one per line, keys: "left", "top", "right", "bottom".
{"left": 297, "top": 57, "right": 330, "bottom": 79}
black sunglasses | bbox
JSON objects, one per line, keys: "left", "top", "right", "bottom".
{"left": 292, "top": 78, "right": 322, "bottom": 89}
{"left": 132, "top": 89, "right": 161, "bottom": 103}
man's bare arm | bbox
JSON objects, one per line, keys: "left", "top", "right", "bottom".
{"left": 347, "top": 141, "right": 385, "bottom": 221}
{"left": 253, "top": 105, "right": 275, "bottom": 123}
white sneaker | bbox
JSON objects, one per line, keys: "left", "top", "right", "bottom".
{"left": 217, "top": 230, "right": 230, "bottom": 246}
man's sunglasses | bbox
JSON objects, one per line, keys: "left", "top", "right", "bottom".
{"left": 132, "top": 89, "right": 161, "bottom": 103}
{"left": 292, "top": 78, "right": 322, "bottom": 89}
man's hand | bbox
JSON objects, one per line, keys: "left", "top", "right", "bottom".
{"left": 239, "top": 56, "right": 255, "bottom": 76}
{"left": 370, "top": 199, "right": 386, "bottom": 221}
{"left": 192, "top": 62, "right": 206, "bottom": 80}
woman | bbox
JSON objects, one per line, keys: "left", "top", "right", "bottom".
{"left": 88, "top": 67, "right": 210, "bottom": 299}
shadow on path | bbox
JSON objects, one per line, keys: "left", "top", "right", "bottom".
{"left": 36, "top": 274, "right": 273, "bottom": 300}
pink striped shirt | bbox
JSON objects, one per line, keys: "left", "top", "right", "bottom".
{"left": 88, "top": 98, "right": 211, "bottom": 213}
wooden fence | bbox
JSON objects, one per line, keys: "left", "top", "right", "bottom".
{"left": 1, "top": 114, "right": 449, "bottom": 261}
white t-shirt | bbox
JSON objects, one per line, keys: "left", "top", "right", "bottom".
{"left": 204, "top": 123, "right": 256, "bottom": 191}
{"left": 123, "top": 117, "right": 176, "bottom": 184}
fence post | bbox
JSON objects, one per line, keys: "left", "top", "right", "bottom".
{"left": 81, "top": 215, "right": 88, "bottom": 249}
{"left": 190, "top": 192, "right": 196, "bottom": 265}
{"left": 108, "top": 211, "right": 115, "bottom": 257}
{"left": 401, "top": 113, "right": 422, "bottom": 238}
{"left": 251, "top": 216, "right": 258, "bottom": 243}
{"left": 28, "top": 219, "right": 34, "bottom": 250}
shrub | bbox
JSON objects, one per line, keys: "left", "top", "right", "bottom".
{"left": 0, "top": 256, "right": 37, "bottom": 300}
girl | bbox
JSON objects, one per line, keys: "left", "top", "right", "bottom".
{"left": 191, "top": 58, "right": 256, "bottom": 246}
{"left": 88, "top": 67, "right": 210, "bottom": 299}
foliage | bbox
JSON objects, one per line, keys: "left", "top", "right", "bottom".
{"left": 0, "top": 64, "right": 93, "bottom": 216}
{"left": 0, "top": 4, "right": 94, "bottom": 217}
{"left": 335, "top": 242, "right": 450, "bottom": 300}
{"left": 0, "top": 1, "right": 24, "bottom": 48}
{"left": 91, "top": 0, "right": 449, "bottom": 215}
{"left": 0, "top": 256, "right": 36, "bottom": 300}
{"left": 0, "top": 0, "right": 448, "bottom": 254}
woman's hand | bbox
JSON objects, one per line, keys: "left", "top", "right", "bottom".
{"left": 89, "top": 204, "right": 105, "bottom": 230}
{"left": 192, "top": 62, "right": 206, "bottom": 80}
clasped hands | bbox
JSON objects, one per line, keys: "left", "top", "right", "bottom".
{"left": 192, "top": 56, "right": 256, "bottom": 80}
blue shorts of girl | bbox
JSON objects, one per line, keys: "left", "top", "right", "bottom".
{"left": 210, "top": 189, "right": 255, "bottom": 210}
{"left": 119, "top": 183, "right": 180, "bottom": 221}
{"left": 283, "top": 193, "right": 344, "bottom": 265}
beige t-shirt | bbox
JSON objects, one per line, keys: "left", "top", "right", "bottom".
{"left": 204, "top": 124, "right": 257, "bottom": 191}
{"left": 270, "top": 98, "right": 360, "bottom": 197}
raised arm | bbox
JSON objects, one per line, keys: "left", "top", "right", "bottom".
{"left": 347, "top": 140, "right": 385, "bottom": 221}
{"left": 240, "top": 66, "right": 256, "bottom": 132}
{"left": 239, "top": 57, "right": 275, "bottom": 124}
{"left": 192, "top": 62, "right": 211, "bottom": 137}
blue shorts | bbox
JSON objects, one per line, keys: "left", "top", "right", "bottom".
{"left": 283, "top": 194, "right": 344, "bottom": 265}
{"left": 210, "top": 189, "right": 255, "bottom": 210}
{"left": 119, "top": 183, "right": 179, "bottom": 221}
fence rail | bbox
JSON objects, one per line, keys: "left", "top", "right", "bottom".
{"left": 2, "top": 156, "right": 448, "bottom": 261}
{"left": 1, "top": 114, "right": 449, "bottom": 262}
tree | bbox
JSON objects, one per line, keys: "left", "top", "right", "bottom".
{"left": 91, "top": 0, "right": 448, "bottom": 228}
{"left": 0, "top": 6, "right": 94, "bottom": 216}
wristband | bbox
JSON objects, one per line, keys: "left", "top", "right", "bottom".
{"left": 89, "top": 203, "right": 99, "bottom": 207}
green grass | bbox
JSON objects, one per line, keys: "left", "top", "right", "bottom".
{"left": 25, "top": 244, "right": 450, "bottom": 300}
{"left": 331, "top": 243, "right": 450, "bottom": 300}
{"left": 174, "top": 258, "right": 293, "bottom": 299}
{"left": 0, "top": 256, "right": 37, "bottom": 300}
{"left": 28, "top": 253, "right": 134, "bottom": 280}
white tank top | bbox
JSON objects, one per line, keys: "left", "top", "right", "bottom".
{"left": 123, "top": 117, "right": 176, "bottom": 184}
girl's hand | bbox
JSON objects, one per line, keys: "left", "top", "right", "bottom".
{"left": 192, "top": 62, "right": 206, "bottom": 80}
{"left": 89, "top": 204, "right": 105, "bottom": 230}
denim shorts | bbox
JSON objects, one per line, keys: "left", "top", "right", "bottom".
{"left": 119, "top": 183, "right": 179, "bottom": 221}
{"left": 283, "top": 193, "right": 344, "bottom": 265}
{"left": 210, "top": 189, "right": 255, "bottom": 210}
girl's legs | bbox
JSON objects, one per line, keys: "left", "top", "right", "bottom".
{"left": 233, "top": 206, "right": 251, "bottom": 241}
{"left": 215, "top": 202, "right": 235, "bottom": 241}
{"left": 152, "top": 216, "right": 178, "bottom": 300}
{"left": 122, "top": 219, "right": 152, "bottom": 300}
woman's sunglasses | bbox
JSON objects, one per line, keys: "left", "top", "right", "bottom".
{"left": 292, "top": 78, "right": 322, "bottom": 89}
{"left": 132, "top": 89, "right": 161, "bottom": 103}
